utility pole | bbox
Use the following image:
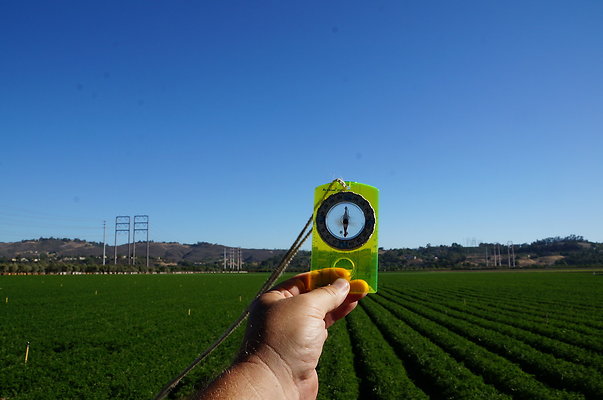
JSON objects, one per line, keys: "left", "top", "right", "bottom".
{"left": 102, "top": 220, "right": 106, "bottom": 266}
{"left": 223, "top": 248, "right": 227, "bottom": 272}
{"left": 238, "top": 248, "right": 242, "bottom": 271}
{"left": 230, "top": 247, "right": 234, "bottom": 270}
{"left": 147, "top": 223, "right": 150, "bottom": 269}
{"left": 492, "top": 245, "right": 496, "bottom": 267}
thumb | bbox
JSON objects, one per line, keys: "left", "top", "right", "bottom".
{"left": 301, "top": 278, "right": 350, "bottom": 315}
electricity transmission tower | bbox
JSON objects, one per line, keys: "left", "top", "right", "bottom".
{"left": 114, "top": 216, "right": 131, "bottom": 265}
{"left": 487, "top": 244, "right": 502, "bottom": 267}
{"left": 507, "top": 241, "right": 516, "bottom": 268}
{"left": 223, "top": 247, "right": 243, "bottom": 272}
{"left": 132, "top": 215, "right": 150, "bottom": 268}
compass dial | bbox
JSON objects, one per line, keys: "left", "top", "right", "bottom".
{"left": 325, "top": 202, "right": 365, "bottom": 240}
{"left": 316, "top": 192, "right": 375, "bottom": 250}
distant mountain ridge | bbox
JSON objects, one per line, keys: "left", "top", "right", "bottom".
{"left": 0, "top": 238, "right": 285, "bottom": 264}
{"left": 1, "top": 235, "right": 602, "bottom": 270}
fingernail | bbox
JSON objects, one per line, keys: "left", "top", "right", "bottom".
{"left": 332, "top": 278, "right": 349, "bottom": 292}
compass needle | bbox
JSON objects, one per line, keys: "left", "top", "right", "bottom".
{"left": 342, "top": 207, "right": 350, "bottom": 237}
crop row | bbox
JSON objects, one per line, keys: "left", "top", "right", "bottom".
{"left": 316, "top": 318, "right": 359, "bottom": 400}
{"left": 394, "top": 290, "right": 603, "bottom": 353}
{"left": 359, "top": 298, "right": 510, "bottom": 399}
{"left": 368, "top": 295, "right": 581, "bottom": 400}
{"left": 405, "top": 285, "right": 600, "bottom": 331}
{"left": 422, "top": 286, "right": 603, "bottom": 330}
{"left": 377, "top": 291, "right": 603, "bottom": 398}
{"left": 408, "top": 286, "right": 603, "bottom": 337}
{"left": 416, "top": 289, "right": 603, "bottom": 342}
{"left": 388, "top": 288, "right": 603, "bottom": 367}
{"left": 433, "top": 280, "right": 603, "bottom": 313}
{"left": 346, "top": 304, "right": 428, "bottom": 399}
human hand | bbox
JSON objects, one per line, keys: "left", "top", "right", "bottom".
{"left": 237, "top": 268, "right": 368, "bottom": 399}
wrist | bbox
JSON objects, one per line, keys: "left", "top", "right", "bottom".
{"left": 239, "top": 344, "right": 299, "bottom": 399}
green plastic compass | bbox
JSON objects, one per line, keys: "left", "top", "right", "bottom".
{"left": 311, "top": 181, "right": 379, "bottom": 293}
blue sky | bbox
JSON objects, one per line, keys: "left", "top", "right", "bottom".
{"left": 1, "top": 1, "right": 602, "bottom": 249}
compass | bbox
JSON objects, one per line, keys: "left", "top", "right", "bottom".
{"left": 311, "top": 181, "right": 379, "bottom": 293}
{"left": 315, "top": 191, "right": 375, "bottom": 250}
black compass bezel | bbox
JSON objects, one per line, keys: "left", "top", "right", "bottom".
{"left": 315, "top": 191, "right": 375, "bottom": 250}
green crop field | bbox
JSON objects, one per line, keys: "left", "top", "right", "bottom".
{"left": 1, "top": 271, "right": 602, "bottom": 399}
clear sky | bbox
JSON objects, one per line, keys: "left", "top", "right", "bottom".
{"left": 1, "top": 1, "right": 602, "bottom": 249}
